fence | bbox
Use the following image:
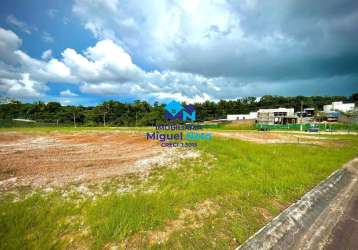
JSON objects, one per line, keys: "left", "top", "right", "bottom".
{"left": 255, "top": 123, "right": 358, "bottom": 131}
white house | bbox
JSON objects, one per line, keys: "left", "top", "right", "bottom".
{"left": 227, "top": 112, "right": 257, "bottom": 121}
{"left": 323, "top": 101, "right": 355, "bottom": 113}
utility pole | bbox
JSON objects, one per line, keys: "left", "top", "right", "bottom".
{"left": 135, "top": 111, "right": 138, "bottom": 127}
{"left": 300, "top": 101, "right": 303, "bottom": 131}
{"left": 73, "top": 111, "right": 77, "bottom": 128}
{"left": 103, "top": 112, "right": 106, "bottom": 127}
{"left": 103, "top": 103, "right": 109, "bottom": 127}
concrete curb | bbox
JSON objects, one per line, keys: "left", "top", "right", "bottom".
{"left": 236, "top": 167, "right": 353, "bottom": 250}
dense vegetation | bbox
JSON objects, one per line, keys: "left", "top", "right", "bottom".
{"left": 0, "top": 94, "right": 357, "bottom": 126}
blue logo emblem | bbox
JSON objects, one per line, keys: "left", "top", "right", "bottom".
{"left": 164, "top": 100, "right": 196, "bottom": 121}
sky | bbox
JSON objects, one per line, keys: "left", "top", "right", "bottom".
{"left": 0, "top": 0, "right": 357, "bottom": 106}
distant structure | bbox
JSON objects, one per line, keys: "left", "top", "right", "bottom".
{"left": 257, "top": 108, "right": 297, "bottom": 125}
{"left": 12, "top": 119, "right": 36, "bottom": 123}
{"left": 296, "top": 108, "right": 315, "bottom": 118}
{"left": 224, "top": 101, "right": 356, "bottom": 126}
{"left": 0, "top": 97, "right": 12, "bottom": 104}
{"left": 296, "top": 108, "right": 315, "bottom": 123}
{"left": 323, "top": 101, "right": 355, "bottom": 113}
{"left": 227, "top": 112, "right": 257, "bottom": 121}
{"left": 326, "top": 112, "right": 340, "bottom": 122}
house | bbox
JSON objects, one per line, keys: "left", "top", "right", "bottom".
{"left": 227, "top": 112, "right": 257, "bottom": 121}
{"left": 257, "top": 108, "right": 297, "bottom": 125}
{"left": 323, "top": 101, "right": 355, "bottom": 113}
{"left": 303, "top": 108, "right": 315, "bottom": 117}
{"left": 296, "top": 108, "right": 315, "bottom": 123}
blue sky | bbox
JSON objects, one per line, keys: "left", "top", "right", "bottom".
{"left": 0, "top": 0, "right": 357, "bottom": 106}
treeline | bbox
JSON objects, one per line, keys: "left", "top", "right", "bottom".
{"left": 0, "top": 94, "right": 357, "bottom": 126}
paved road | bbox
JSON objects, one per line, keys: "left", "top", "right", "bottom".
{"left": 293, "top": 158, "right": 358, "bottom": 250}
{"left": 324, "top": 189, "right": 358, "bottom": 250}
{"left": 236, "top": 158, "right": 358, "bottom": 250}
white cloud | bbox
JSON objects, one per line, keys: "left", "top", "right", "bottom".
{"left": 0, "top": 73, "right": 45, "bottom": 98}
{"left": 71, "top": 0, "right": 249, "bottom": 72}
{"left": 60, "top": 89, "right": 78, "bottom": 97}
{"left": 42, "top": 32, "right": 54, "bottom": 43}
{"left": 0, "top": 28, "right": 72, "bottom": 98}
{"left": 13, "top": 49, "right": 72, "bottom": 83}
{"left": 151, "top": 92, "right": 215, "bottom": 103}
{"left": 6, "top": 15, "right": 32, "bottom": 34}
{"left": 46, "top": 9, "right": 58, "bottom": 18}
{"left": 72, "top": 0, "right": 358, "bottom": 82}
{"left": 41, "top": 49, "right": 52, "bottom": 60}
{"left": 46, "top": 59, "right": 71, "bottom": 78}
{"left": 62, "top": 17, "right": 70, "bottom": 25}
{"left": 61, "top": 39, "right": 144, "bottom": 83}
{"left": 0, "top": 28, "right": 217, "bottom": 100}
{"left": 0, "top": 28, "right": 22, "bottom": 64}
{"left": 0, "top": 27, "right": 356, "bottom": 102}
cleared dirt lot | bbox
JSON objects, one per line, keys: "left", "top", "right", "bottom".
{"left": 212, "top": 131, "right": 346, "bottom": 146}
{"left": 0, "top": 130, "right": 347, "bottom": 190}
{"left": 0, "top": 131, "right": 166, "bottom": 189}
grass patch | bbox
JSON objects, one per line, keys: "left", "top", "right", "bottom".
{"left": 0, "top": 192, "right": 84, "bottom": 250}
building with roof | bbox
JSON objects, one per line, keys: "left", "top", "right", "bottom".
{"left": 227, "top": 112, "right": 257, "bottom": 121}
{"left": 257, "top": 107, "right": 297, "bottom": 125}
{"left": 323, "top": 101, "right": 355, "bottom": 113}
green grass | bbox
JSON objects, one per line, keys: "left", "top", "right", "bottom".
{"left": 0, "top": 192, "right": 84, "bottom": 250}
{"left": 255, "top": 123, "right": 358, "bottom": 131}
{"left": 0, "top": 133, "right": 358, "bottom": 249}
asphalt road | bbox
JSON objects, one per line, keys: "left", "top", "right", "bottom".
{"left": 324, "top": 190, "right": 358, "bottom": 250}
{"left": 236, "top": 158, "right": 358, "bottom": 250}
{"left": 292, "top": 158, "right": 358, "bottom": 250}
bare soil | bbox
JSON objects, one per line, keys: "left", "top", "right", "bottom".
{"left": 212, "top": 131, "right": 344, "bottom": 146}
{"left": 0, "top": 131, "right": 166, "bottom": 189}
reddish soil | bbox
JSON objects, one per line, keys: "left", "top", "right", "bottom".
{"left": 212, "top": 131, "right": 341, "bottom": 145}
{"left": 0, "top": 131, "right": 163, "bottom": 189}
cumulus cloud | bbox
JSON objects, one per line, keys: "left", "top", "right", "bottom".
{"left": 0, "top": 28, "right": 22, "bottom": 64}
{"left": 41, "top": 49, "right": 52, "bottom": 60}
{"left": 0, "top": 27, "right": 221, "bottom": 101}
{"left": 42, "top": 32, "right": 54, "bottom": 43}
{"left": 62, "top": 39, "right": 144, "bottom": 83}
{"left": 0, "top": 22, "right": 357, "bottom": 102}
{"left": 72, "top": 0, "right": 358, "bottom": 83}
{"left": 46, "top": 9, "right": 58, "bottom": 18}
{"left": 0, "top": 73, "right": 45, "bottom": 98}
{"left": 60, "top": 89, "right": 78, "bottom": 97}
{"left": 0, "top": 28, "right": 72, "bottom": 98}
{"left": 6, "top": 15, "right": 32, "bottom": 34}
